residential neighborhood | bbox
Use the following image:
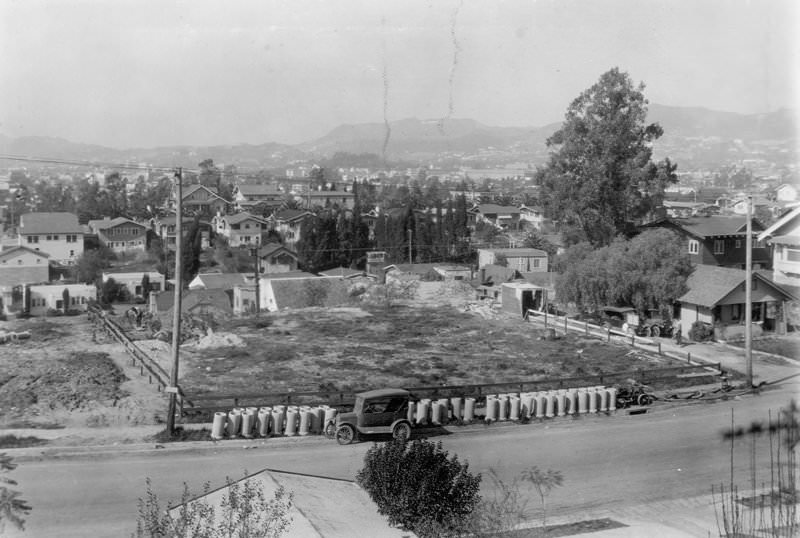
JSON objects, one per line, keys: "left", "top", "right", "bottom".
{"left": 0, "top": 2, "right": 797, "bottom": 538}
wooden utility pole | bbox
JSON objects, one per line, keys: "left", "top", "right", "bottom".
{"left": 250, "top": 246, "right": 260, "bottom": 315}
{"left": 166, "top": 168, "right": 183, "bottom": 435}
{"left": 408, "top": 228, "right": 412, "bottom": 263}
{"left": 745, "top": 195, "right": 753, "bottom": 387}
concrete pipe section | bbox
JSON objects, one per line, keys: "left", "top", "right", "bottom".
{"left": 450, "top": 397, "right": 463, "bottom": 421}
{"left": 607, "top": 387, "right": 618, "bottom": 411}
{"left": 497, "top": 396, "right": 509, "bottom": 421}
{"left": 226, "top": 409, "right": 243, "bottom": 438}
{"left": 271, "top": 408, "right": 285, "bottom": 436}
{"left": 588, "top": 389, "right": 598, "bottom": 413}
{"left": 298, "top": 407, "right": 311, "bottom": 436}
{"left": 598, "top": 388, "right": 609, "bottom": 412}
{"left": 577, "top": 390, "right": 588, "bottom": 414}
{"left": 535, "top": 393, "right": 547, "bottom": 418}
{"left": 241, "top": 410, "right": 255, "bottom": 438}
{"left": 285, "top": 407, "right": 299, "bottom": 437}
{"left": 257, "top": 408, "right": 271, "bottom": 437}
{"left": 485, "top": 397, "right": 499, "bottom": 421}
{"left": 509, "top": 396, "right": 521, "bottom": 421}
{"left": 556, "top": 392, "right": 566, "bottom": 417}
{"left": 211, "top": 412, "right": 226, "bottom": 440}
{"left": 416, "top": 399, "right": 431, "bottom": 425}
{"left": 463, "top": 397, "right": 476, "bottom": 423}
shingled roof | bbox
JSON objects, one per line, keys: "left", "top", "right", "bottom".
{"left": 189, "top": 272, "right": 250, "bottom": 290}
{"left": 19, "top": 212, "right": 83, "bottom": 234}
{"left": 666, "top": 216, "right": 763, "bottom": 238}
{"left": 678, "top": 265, "right": 795, "bottom": 308}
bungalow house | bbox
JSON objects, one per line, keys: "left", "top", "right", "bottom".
{"left": 168, "top": 184, "right": 229, "bottom": 215}
{"left": 188, "top": 272, "right": 251, "bottom": 292}
{"left": 758, "top": 206, "right": 800, "bottom": 293}
{"left": 474, "top": 204, "right": 521, "bottom": 230}
{"left": 27, "top": 283, "right": 96, "bottom": 315}
{"left": 258, "top": 242, "right": 299, "bottom": 274}
{"left": 677, "top": 265, "right": 795, "bottom": 341}
{"left": 268, "top": 209, "right": 314, "bottom": 249}
{"left": 167, "top": 468, "right": 411, "bottom": 538}
{"left": 18, "top": 212, "right": 83, "bottom": 265}
{"left": 87, "top": 217, "right": 148, "bottom": 254}
{"left": 101, "top": 268, "right": 164, "bottom": 299}
{"left": 231, "top": 184, "right": 284, "bottom": 212}
{"left": 645, "top": 216, "right": 770, "bottom": 270}
{"left": 477, "top": 248, "right": 548, "bottom": 273}
{"left": 212, "top": 212, "right": 270, "bottom": 247}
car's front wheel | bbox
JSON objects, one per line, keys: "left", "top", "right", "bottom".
{"left": 392, "top": 422, "right": 412, "bottom": 441}
{"left": 336, "top": 424, "right": 356, "bottom": 445}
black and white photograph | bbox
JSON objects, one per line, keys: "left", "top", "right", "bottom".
{"left": 0, "top": 1, "right": 798, "bottom": 536}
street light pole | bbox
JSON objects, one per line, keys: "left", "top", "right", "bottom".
{"left": 745, "top": 194, "right": 753, "bottom": 387}
{"left": 166, "top": 168, "right": 183, "bottom": 435}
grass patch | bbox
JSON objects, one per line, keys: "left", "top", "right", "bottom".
{"left": 0, "top": 434, "right": 49, "bottom": 448}
{"left": 496, "top": 518, "right": 627, "bottom": 537}
{"left": 728, "top": 338, "right": 799, "bottom": 359}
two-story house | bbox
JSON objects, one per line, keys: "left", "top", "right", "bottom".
{"left": 168, "top": 184, "right": 229, "bottom": 215}
{"left": 88, "top": 217, "right": 148, "bottom": 254}
{"left": 258, "top": 242, "right": 299, "bottom": 274}
{"left": 646, "top": 216, "right": 770, "bottom": 270}
{"left": 477, "top": 248, "right": 548, "bottom": 272}
{"left": 268, "top": 209, "right": 314, "bottom": 249}
{"left": 0, "top": 246, "right": 50, "bottom": 314}
{"left": 231, "top": 184, "right": 284, "bottom": 212}
{"left": 518, "top": 205, "right": 544, "bottom": 229}
{"left": 17, "top": 212, "right": 84, "bottom": 265}
{"left": 758, "top": 206, "right": 800, "bottom": 294}
{"left": 153, "top": 215, "right": 210, "bottom": 251}
{"left": 212, "top": 212, "right": 269, "bottom": 247}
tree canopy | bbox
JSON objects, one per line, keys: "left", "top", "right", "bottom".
{"left": 554, "top": 228, "right": 692, "bottom": 316}
{"left": 540, "top": 68, "right": 677, "bottom": 246}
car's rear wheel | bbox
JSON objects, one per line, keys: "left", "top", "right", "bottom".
{"left": 324, "top": 421, "right": 337, "bottom": 439}
{"left": 650, "top": 326, "right": 660, "bottom": 338}
{"left": 336, "top": 424, "right": 356, "bottom": 445}
{"left": 637, "top": 394, "right": 653, "bottom": 406}
{"left": 392, "top": 422, "right": 412, "bottom": 441}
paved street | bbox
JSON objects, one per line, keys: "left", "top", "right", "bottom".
{"left": 5, "top": 378, "right": 797, "bottom": 538}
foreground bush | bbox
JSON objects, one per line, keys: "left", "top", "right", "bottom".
{"left": 356, "top": 438, "right": 481, "bottom": 537}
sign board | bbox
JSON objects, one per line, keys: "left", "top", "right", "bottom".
{"left": 367, "top": 251, "right": 386, "bottom": 264}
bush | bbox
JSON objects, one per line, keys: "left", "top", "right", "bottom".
{"left": 690, "top": 321, "right": 714, "bottom": 342}
{"left": 356, "top": 439, "right": 481, "bottom": 537}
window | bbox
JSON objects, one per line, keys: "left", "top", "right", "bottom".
{"left": 46, "top": 235, "right": 52, "bottom": 240}
{"left": 714, "top": 239, "right": 725, "bottom": 255}
{"left": 533, "top": 258, "right": 540, "bottom": 269}
{"left": 53, "top": 235, "right": 59, "bottom": 240}
{"left": 69, "top": 250, "right": 74, "bottom": 256}
{"left": 787, "top": 248, "right": 800, "bottom": 263}
{"left": 735, "top": 239, "right": 741, "bottom": 248}
{"left": 688, "top": 239, "right": 699, "bottom": 254}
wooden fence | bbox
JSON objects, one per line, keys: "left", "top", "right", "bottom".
{"left": 180, "top": 362, "right": 721, "bottom": 420}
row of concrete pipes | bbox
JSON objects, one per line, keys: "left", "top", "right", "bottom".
{"left": 211, "top": 405, "right": 339, "bottom": 440}
{"left": 409, "top": 386, "right": 619, "bottom": 425}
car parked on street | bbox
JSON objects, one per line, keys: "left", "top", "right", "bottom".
{"left": 331, "top": 388, "right": 413, "bottom": 445}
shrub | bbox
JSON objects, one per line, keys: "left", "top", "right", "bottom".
{"left": 690, "top": 321, "right": 714, "bottom": 342}
{"left": 356, "top": 439, "right": 481, "bottom": 537}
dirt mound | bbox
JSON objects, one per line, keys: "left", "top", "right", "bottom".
{"left": 194, "top": 330, "right": 246, "bottom": 349}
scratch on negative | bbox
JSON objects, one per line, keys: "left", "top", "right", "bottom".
{"left": 439, "top": 0, "right": 463, "bottom": 135}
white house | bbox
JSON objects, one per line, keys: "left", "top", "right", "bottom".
{"left": 18, "top": 212, "right": 84, "bottom": 265}
{"left": 477, "top": 248, "right": 548, "bottom": 272}
{"left": 518, "top": 205, "right": 544, "bottom": 229}
{"left": 231, "top": 184, "right": 283, "bottom": 211}
{"left": 775, "top": 183, "right": 798, "bottom": 203}
{"left": 268, "top": 209, "right": 313, "bottom": 249}
{"left": 0, "top": 246, "right": 50, "bottom": 288}
{"left": 758, "top": 206, "right": 800, "bottom": 293}
{"left": 27, "top": 283, "right": 95, "bottom": 315}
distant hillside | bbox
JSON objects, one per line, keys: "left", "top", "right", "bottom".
{"left": 0, "top": 105, "right": 795, "bottom": 168}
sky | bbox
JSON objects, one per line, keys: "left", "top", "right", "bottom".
{"left": 1, "top": 0, "right": 798, "bottom": 148}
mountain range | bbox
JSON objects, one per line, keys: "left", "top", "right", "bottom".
{"left": 0, "top": 104, "right": 796, "bottom": 170}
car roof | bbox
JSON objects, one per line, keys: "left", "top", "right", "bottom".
{"left": 356, "top": 388, "right": 410, "bottom": 399}
{"left": 601, "top": 306, "right": 636, "bottom": 313}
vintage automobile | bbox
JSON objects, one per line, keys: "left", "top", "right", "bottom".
{"left": 331, "top": 388, "right": 413, "bottom": 445}
{"left": 582, "top": 306, "right": 672, "bottom": 337}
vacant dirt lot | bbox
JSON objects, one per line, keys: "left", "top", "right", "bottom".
{"left": 147, "top": 304, "right": 683, "bottom": 397}
{"left": 0, "top": 315, "right": 166, "bottom": 429}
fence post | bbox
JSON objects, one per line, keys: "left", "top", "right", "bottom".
{"left": 607, "top": 327, "right": 611, "bottom": 342}
{"left": 687, "top": 352, "right": 691, "bottom": 364}
{"left": 658, "top": 342, "right": 662, "bottom": 355}
{"left": 631, "top": 334, "right": 635, "bottom": 346}
{"left": 564, "top": 317, "right": 568, "bottom": 333}
{"left": 544, "top": 311, "right": 548, "bottom": 328}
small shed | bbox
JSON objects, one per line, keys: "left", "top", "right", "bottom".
{"left": 500, "top": 282, "right": 547, "bottom": 318}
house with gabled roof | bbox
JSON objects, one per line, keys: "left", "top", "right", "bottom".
{"left": 151, "top": 288, "right": 233, "bottom": 326}
{"left": 268, "top": 209, "right": 314, "bottom": 249}
{"left": 257, "top": 242, "right": 299, "bottom": 274}
{"left": 758, "top": 206, "right": 800, "bottom": 294}
{"left": 677, "top": 265, "right": 795, "bottom": 341}
{"left": 477, "top": 248, "right": 548, "bottom": 272}
{"left": 212, "top": 212, "right": 269, "bottom": 247}
{"left": 474, "top": 204, "right": 521, "bottom": 229}
{"left": 259, "top": 275, "right": 348, "bottom": 312}
{"left": 152, "top": 215, "right": 211, "bottom": 251}
{"left": 188, "top": 272, "right": 252, "bottom": 292}
{"left": 168, "top": 184, "right": 229, "bottom": 215}
{"left": 87, "top": 216, "right": 148, "bottom": 253}
{"left": 231, "top": 184, "right": 284, "bottom": 212}
{"left": 0, "top": 246, "right": 50, "bottom": 288}
{"left": 17, "top": 212, "right": 83, "bottom": 265}
{"left": 645, "top": 216, "right": 770, "bottom": 270}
